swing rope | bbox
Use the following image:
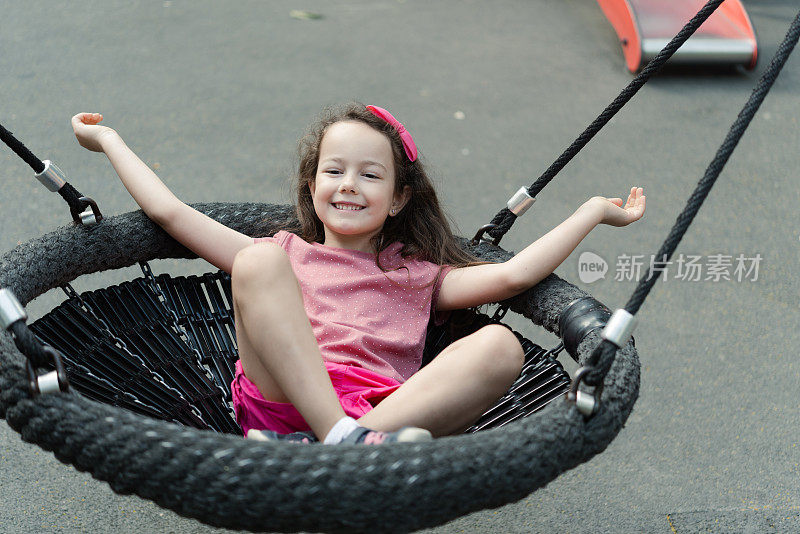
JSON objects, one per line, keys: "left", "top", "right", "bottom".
{"left": 583, "top": 7, "right": 800, "bottom": 387}
{"left": 0, "top": 122, "right": 96, "bottom": 223}
{"left": 0, "top": 123, "right": 43, "bottom": 173}
{"left": 486, "top": 0, "right": 727, "bottom": 244}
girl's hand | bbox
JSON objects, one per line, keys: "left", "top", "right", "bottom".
{"left": 588, "top": 186, "right": 646, "bottom": 227}
{"left": 71, "top": 113, "right": 117, "bottom": 152}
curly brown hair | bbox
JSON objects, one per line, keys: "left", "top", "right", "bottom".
{"left": 293, "top": 102, "right": 479, "bottom": 269}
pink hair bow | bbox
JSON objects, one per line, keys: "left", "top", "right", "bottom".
{"left": 366, "top": 105, "right": 418, "bottom": 162}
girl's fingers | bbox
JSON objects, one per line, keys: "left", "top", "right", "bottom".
{"left": 72, "top": 113, "right": 89, "bottom": 127}
{"left": 72, "top": 112, "right": 103, "bottom": 126}
{"left": 633, "top": 195, "right": 645, "bottom": 218}
{"left": 628, "top": 186, "right": 638, "bottom": 207}
{"left": 84, "top": 113, "right": 103, "bottom": 124}
{"left": 627, "top": 187, "right": 643, "bottom": 209}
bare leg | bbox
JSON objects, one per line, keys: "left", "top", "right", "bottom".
{"left": 357, "top": 325, "right": 525, "bottom": 437}
{"left": 232, "top": 243, "right": 346, "bottom": 440}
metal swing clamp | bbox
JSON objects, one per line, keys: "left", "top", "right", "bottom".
{"left": 566, "top": 310, "right": 637, "bottom": 417}
{"left": 26, "top": 346, "right": 70, "bottom": 395}
{"left": 34, "top": 160, "right": 102, "bottom": 226}
{"left": 507, "top": 186, "right": 536, "bottom": 216}
{"left": 601, "top": 309, "right": 637, "bottom": 348}
{"left": 0, "top": 288, "right": 70, "bottom": 395}
{"left": 471, "top": 187, "right": 536, "bottom": 246}
{"left": 566, "top": 366, "right": 603, "bottom": 417}
{"left": 0, "top": 288, "right": 27, "bottom": 329}
{"left": 77, "top": 196, "right": 103, "bottom": 226}
{"left": 471, "top": 223, "right": 501, "bottom": 246}
{"left": 34, "top": 159, "right": 67, "bottom": 192}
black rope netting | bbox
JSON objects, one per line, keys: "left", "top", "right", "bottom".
{"left": 21, "top": 267, "right": 571, "bottom": 436}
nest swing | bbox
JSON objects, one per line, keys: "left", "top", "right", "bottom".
{"left": 1, "top": 2, "right": 797, "bottom": 531}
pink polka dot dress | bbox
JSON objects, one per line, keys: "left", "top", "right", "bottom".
{"left": 253, "top": 231, "right": 451, "bottom": 383}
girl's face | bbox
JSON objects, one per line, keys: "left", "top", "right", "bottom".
{"left": 310, "top": 120, "right": 409, "bottom": 253}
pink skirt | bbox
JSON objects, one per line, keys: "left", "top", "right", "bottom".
{"left": 231, "top": 359, "right": 402, "bottom": 436}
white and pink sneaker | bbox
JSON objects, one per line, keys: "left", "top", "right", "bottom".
{"left": 341, "top": 426, "right": 432, "bottom": 445}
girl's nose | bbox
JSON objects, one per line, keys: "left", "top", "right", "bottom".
{"left": 339, "top": 173, "right": 357, "bottom": 193}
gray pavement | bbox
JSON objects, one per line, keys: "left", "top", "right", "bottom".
{"left": 1, "top": 1, "right": 798, "bottom": 532}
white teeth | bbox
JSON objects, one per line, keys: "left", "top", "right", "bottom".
{"left": 334, "top": 203, "right": 364, "bottom": 211}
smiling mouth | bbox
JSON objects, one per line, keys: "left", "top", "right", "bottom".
{"left": 333, "top": 203, "right": 365, "bottom": 211}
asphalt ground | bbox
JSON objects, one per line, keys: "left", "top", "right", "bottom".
{"left": 1, "top": 1, "right": 798, "bottom": 532}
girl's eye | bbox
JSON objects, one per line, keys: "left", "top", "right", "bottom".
{"left": 326, "top": 169, "right": 342, "bottom": 175}
{"left": 364, "top": 173, "right": 380, "bottom": 179}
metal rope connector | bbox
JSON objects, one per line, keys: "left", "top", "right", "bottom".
{"left": 470, "top": 223, "right": 500, "bottom": 246}
{"left": 34, "top": 159, "right": 67, "bottom": 192}
{"left": 32, "top": 160, "right": 103, "bottom": 226}
{"left": 78, "top": 196, "right": 103, "bottom": 226}
{"left": 26, "top": 346, "right": 70, "bottom": 395}
{"left": 0, "top": 288, "right": 27, "bottom": 330}
{"left": 601, "top": 309, "right": 637, "bottom": 348}
{"left": 506, "top": 187, "right": 536, "bottom": 216}
{"left": 566, "top": 366, "right": 603, "bottom": 417}
{"left": 1, "top": 288, "right": 70, "bottom": 395}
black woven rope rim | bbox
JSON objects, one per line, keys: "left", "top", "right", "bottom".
{"left": 0, "top": 203, "right": 639, "bottom": 533}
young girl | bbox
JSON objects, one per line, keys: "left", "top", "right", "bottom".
{"left": 71, "top": 104, "right": 645, "bottom": 446}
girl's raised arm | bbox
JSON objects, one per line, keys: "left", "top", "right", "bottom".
{"left": 72, "top": 113, "right": 253, "bottom": 273}
{"left": 436, "top": 189, "right": 645, "bottom": 311}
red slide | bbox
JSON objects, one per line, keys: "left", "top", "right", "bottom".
{"left": 596, "top": 0, "right": 757, "bottom": 72}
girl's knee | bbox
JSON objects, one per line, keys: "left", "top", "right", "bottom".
{"left": 232, "top": 242, "right": 292, "bottom": 286}
{"left": 475, "top": 324, "right": 525, "bottom": 375}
